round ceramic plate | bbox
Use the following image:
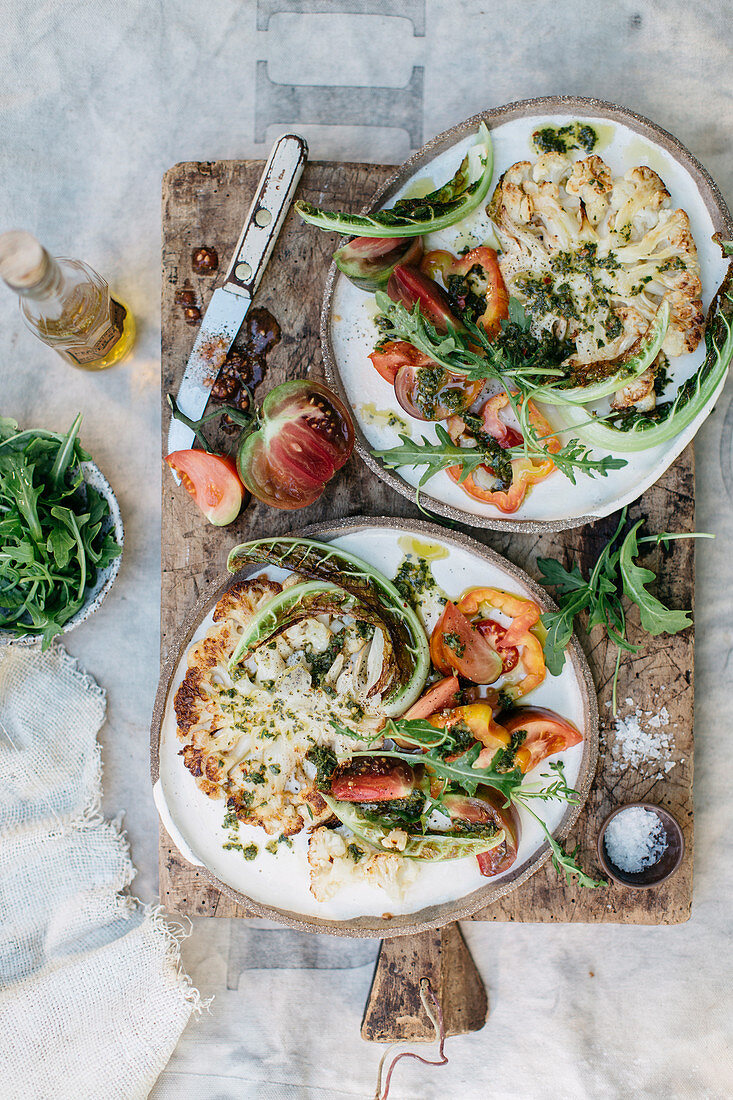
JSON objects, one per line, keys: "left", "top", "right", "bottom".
{"left": 150, "top": 518, "right": 598, "bottom": 937}
{"left": 0, "top": 459, "right": 124, "bottom": 646}
{"left": 321, "top": 96, "right": 733, "bottom": 532}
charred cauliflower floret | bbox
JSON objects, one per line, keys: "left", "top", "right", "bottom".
{"left": 307, "top": 827, "right": 417, "bottom": 902}
{"left": 489, "top": 152, "right": 704, "bottom": 407}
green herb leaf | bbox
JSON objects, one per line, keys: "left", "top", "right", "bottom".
{"left": 618, "top": 521, "right": 693, "bottom": 636}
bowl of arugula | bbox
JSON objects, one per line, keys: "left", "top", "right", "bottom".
{"left": 0, "top": 413, "right": 123, "bottom": 648}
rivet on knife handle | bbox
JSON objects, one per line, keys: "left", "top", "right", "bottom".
{"left": 224, "top": 134, "right": 308, "bottom": 298}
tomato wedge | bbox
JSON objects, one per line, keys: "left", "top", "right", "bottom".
{"left": 369, "top": 340, "right": 425, "bottom": 384}
{"left": 370, "top": 339, "right": 483, "bottom": 419}
{"left": 237, "top": 380, "right": 354, "bottom": 509}
{"left": 330, "top": 757, "right": 417, "bottom": 802}
{"left": 393, "top": 364, "right": 484, "bottom": 421}
{"left": 422, "top": 246, "right": 509, "bottom": 338}
{"left": 499, "top": 707, "right": 583, "bottom": 773}
{"left": 476, "top": 619, "right": 519, "bottom": 673}
{"left": 448, "top": 247, "right": 509, "bottom": 338}
{"left": 444, "top": 788, "right": 521, "bottom": 877}
{"left": 165, "top": 450, "right": 245, "bottom": 526}
{"left": 429, "top": 702, "right": 509, "bottom": 756}
{"left": 334, "top": 235, "right": 423, "bottom": 292}
{"left": 453, "top": 586, "right": 546, "bottom": 701}
{"left": 387, "top": 265, "right": 465, "bottom": 333}
{"left": 430, "top": 602, "right": 503, "bottom": 684}
{"left": 403, "top": 675, "right": 461, "bottom": 719}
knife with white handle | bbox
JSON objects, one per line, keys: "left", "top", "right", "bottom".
{"left": 167, "top": 133, "right": 308, "bottom": 465}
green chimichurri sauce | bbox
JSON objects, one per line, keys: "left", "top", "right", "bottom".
{"left": 532, "top": 122, "right": 598, "bottom": 155}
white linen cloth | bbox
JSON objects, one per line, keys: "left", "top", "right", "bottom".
{"left": 0, "top": 644, "right": 200, "bottom": 1100}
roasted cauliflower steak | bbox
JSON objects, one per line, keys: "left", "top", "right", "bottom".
{"left": 173, "top": 577, "right": 384, "bottom": 838}
{"left": 489, "top": 153, "right": 704, "bottom": 397}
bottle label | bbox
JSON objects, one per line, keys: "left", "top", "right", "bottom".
{"left": 65, "top": 299, "right": 127, "bottom": 364}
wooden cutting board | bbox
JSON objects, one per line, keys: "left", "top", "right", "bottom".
{"left": 159, "top": 159, "right": 695, "bottom": 932}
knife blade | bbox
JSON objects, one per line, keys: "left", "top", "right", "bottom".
{"left": 167, "top": 133, "right": 308, "bottom": 462}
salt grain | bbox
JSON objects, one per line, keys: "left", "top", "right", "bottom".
{"left": 604, "top": 807, "right": 668, "bottom": 873}
{"left": 606, "top": 703, "right": 676, "bottom": 779}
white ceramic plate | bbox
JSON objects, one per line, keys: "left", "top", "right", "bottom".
{"left": 322, "top": 97, "right": 733, "bottom": 532}
{"left": 151, "top": 518, "right": 598, "bottom": 936}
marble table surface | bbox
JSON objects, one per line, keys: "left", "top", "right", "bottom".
{"left": 1, "top": 1, "right": 732, "bottom": 1096}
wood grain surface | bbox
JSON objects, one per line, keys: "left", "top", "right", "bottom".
{"left": 361, "top": 926, "right": 488, "bottom": 1042}
{"left": 159, "top": 158, "right": 695, "bottom": 927}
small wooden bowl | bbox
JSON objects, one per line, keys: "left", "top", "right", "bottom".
{"left": 598, "top": 803, "right": 684, "bottom": 888}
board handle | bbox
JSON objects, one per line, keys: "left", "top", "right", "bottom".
{"left": 361, "top": 923, "right": 488, "bottom": 1043}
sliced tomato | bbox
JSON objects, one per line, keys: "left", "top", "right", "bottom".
{"left": 422, "top": 247, "right": 509, "bottom": 338}
{"left": 369, "top": 340, "right": 425, "bottom": 384}
{"left": 449, "top": 247, "right": 509, "bottom": 339}
{"left": 430, "top": 602, "right": 503, "bottom": 685}
{"left": 403, "top": 675, "right": 461, "bottom": 719}
{"left": 429, "top": 702, "right": 509, "bottom": 756}
{"left": 236, "top": 380, "right": 354, "bottom": 509}
{"left": 394, "top": 364, "right": 484, "bottom": 421}
{"left": 499, "top": 707, "right": 583, "bottom": 773}
{"left": 165, "top": 450, "right": 245, "bottom": 526}
{"left": 334, "top": 235, "right": 423, "bottom": 292}
{"left": 330, "top": 757, "right": 417, "bottom": 802}
{"left": 476, "top": 620, "right": 519, "bottom": 673}
{"left": 443, "top": 788, "right": 521, "bottom": 877}
{"left": 387, "top": 265, "right": 465, "bottom": 333}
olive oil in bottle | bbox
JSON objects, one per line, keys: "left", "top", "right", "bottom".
{"left": 0, "top": 230, "right": 135, "bottom": 370}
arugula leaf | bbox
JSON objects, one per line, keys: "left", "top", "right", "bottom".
{"left": 619, "top": 521, "right": 693, "bottom": 635}
{"left": 538, "top": 508, "right": 702, "bottom": 711}
{"left": 540, "top": 596, "right": 588, "bottom": 676}
{"left": 536, "top": 558, "right": 587, "bottom": 595}
{"left": 372, "top": 426, "right": 498, "bottom": 487}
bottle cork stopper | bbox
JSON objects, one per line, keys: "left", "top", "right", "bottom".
{"left": 0, "top": 230, "right": 48, "bottom": 289}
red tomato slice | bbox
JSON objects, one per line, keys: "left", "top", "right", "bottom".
{"left": 449, "top": 247, "right": 509, "bottom": 339}
{"left": 165, "top": 450, "right": 245, "bottom": 526}
{"left": 500, "top": 706, "right": 583, "bottom": 773}
{"left": 369, "top": 340, "right": 430, "bottom": 384}
{"left": 476, "top": 619, "right": 519, "bottom": 673}
{"left": 334, "top": 235, "right": 423, "bottom": 292}
{"left": 237, "top": 380, "right": 354, "bottom": 509}
{"left": 444, "top": 788, "right": 521, "bottom": 876}
{"left": 430, "top": 602, "right": 503, "bottom": 685}
{"left": 403, "top": 675, "right": 461, "bottom": 719}
{"left": 394, "top": 364, "right": 484, "bottom": 422}
{"left": 330, "top": 757, "right": 417, "bottom": 802}
{"left": 387, "top": 265, "right": 465, "bottom": 333}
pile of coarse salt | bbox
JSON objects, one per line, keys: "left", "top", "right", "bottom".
{"left": 604, "top": 806, "right": 668, "bottom": 873}
{"left": 605, "top": 695, "right": 680, "bottom": 779}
